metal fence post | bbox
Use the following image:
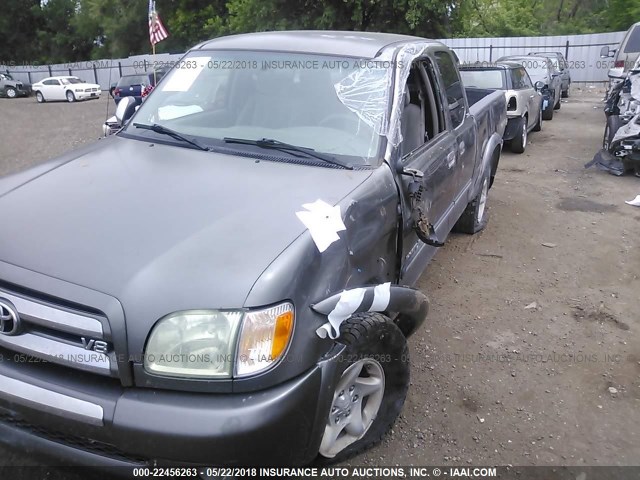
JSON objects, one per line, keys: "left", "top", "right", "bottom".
{"left": 68, "top": 68, "right": 72, "bottom": 76}
{"left": 489, "top": 44, "right": 493, "bottom": 63}
{"left": 27, "top": 71, "right": 32, "bottom": 83}
{"left": 565, "top": 40, "right": 570, "bottom": 60}
{"left": 93, "top": 63, "right": 98, "bottom": 84}
{"left": 118, "top": 61, "right": 122, "bottom": 77}
{"left": 48, "top": 65, "right": 52, "bottom": 76}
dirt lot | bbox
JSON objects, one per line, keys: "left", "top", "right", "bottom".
{"left": 0, "top": 89, "right": 639, "bottom": 478}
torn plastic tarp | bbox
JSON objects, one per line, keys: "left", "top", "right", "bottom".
{"left": 631, "top": 72, "right": 640, "bottom": 102}
{"left": 334, "top": 42, "right": 432, "bottom": 152}
{"left": 612, "top": 113, "right": 640, "bottom": 143}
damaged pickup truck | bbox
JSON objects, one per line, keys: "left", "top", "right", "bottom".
{"left": 0, "top": 31, "right": 505, "bottom": 467}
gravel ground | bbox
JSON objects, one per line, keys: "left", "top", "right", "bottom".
{"left": 0, "top": 88, "right": 639, "bottom": 479}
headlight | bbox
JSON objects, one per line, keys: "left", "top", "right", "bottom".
{"left": 145, "top": 310, "right": 242, "bottom": 378}
{"left": 236, "top": 303, "right": 294, "bottom": 377}
{"left": 144, "top": 302, "right": 294, "bottom": 379}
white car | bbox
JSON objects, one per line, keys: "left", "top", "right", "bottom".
{"left": 32, "top": 76, "right": 101, "bottom": 103}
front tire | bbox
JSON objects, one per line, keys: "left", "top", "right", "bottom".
{"left": 66, "top": 91, "right": 75, "bottom": 102}
{"left": 5, "top": 87, "right": 17, "bottom": 98}
{"left": 554, "top": 92, "right": 561, "bottom": 110}
{"left": 453, "top": 169, "right": 490, "bottom": 234}
{"left": 542, "top": 99, "right": 554, "bottom": 121}
{"left": 562, "top": 88, "right": 569, "bottom": 98}
{"left": 35, "top": 91, "right": 45, "bottom": 103}
{"left": 532, "top": 108, "right": 542, "bottom": 132}
{"left": 317, "top": 313, "right": 409, "bottom": 463}
{"left": 509, "top": 116, "right": 527, "bottom": 154}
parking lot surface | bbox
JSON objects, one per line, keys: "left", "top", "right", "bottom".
{"left": 0, "top": 90, "right": 639, "bottom": 478}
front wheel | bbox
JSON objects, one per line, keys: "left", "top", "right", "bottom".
{"left": 66, "top": 90, "right": 75, "bottom": 102}
{"left": 532, "top": 108, "right": 542, "bottom": 132}
{"left": 542, "top": 99, "right": 554, "bottom": 121}
{"left": 509, "top": 116, "right": 527, "bottom": 154}
{"left": 35, "top": 91, "right": 45, "bottom": 103}
{"left": 554, "top": 92, "right": 561, "bottom": 110}
{"left": 317, "top": 313, "right": 409, "bottom": 463}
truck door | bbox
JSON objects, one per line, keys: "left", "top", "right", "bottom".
{"left": 433, "top": 50, "right": 476, "bottom": 211}
{"left": 397, "top": 59, "right": 458, "bottom": 285}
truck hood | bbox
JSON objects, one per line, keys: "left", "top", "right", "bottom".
{"left": 0, "top": 137, "right": 371, "bottom": 312}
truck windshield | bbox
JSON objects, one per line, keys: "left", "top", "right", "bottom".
{"left": 125, "top": 51, "right": 385, "bottom": 165}
{"left": 459, "top": 70, "right": 505, "bottom": 89}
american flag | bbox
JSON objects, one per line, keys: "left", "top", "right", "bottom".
{"left": 148, "top": 0, "right": 169, "bottom": 46}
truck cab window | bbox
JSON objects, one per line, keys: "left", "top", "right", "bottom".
{"left": 434, "top": 51, "right": 466, "bottom": 128}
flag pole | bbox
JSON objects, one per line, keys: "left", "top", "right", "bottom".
{"left": 152, "top": 42, "right": 157, "bottom": 85}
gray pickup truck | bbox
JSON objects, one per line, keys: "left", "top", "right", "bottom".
{"left": 0, "top": 72, "right": 31, "bottom": 98}
{"left": 0, "top": 31, "right": 505, "bottom": 467}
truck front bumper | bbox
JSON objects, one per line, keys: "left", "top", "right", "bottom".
{"left": 0, "top": 348, "right": 342, "bottom": 467}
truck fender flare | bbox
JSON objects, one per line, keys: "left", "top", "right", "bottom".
{"left": 474, "top": 132, "right": 502, "bottom": 194}
{"left": 311, "top": 283, "right": 429, "bottom": 339}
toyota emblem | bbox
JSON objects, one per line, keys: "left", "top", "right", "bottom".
{"left": 0, "top": 299, "right": 20, "bottom": 335}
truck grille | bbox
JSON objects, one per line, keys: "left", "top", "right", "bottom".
{"left": 0, "top": 288, "right": 117, "bottom": 378}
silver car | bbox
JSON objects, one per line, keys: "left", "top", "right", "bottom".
{"left": 460, "top": 62, "right": 542, "bottom": 153}
{"left": 498, "top": 55, "right": 562, "bottom": 114}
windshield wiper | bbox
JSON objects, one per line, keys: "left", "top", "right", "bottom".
{"left": 133, "top": 123, "right": 210, "bottom": 151}
{"left": 223, "top": 137, "right": 353, "bottom": 170}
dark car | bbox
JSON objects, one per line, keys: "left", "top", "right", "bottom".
{"left": 112, "top": 68, "right": 169, "bottom": 104}
{"left": 0, "top": 73, "right": 31, "bottom": 98}
{"left": 0, "top": 31, "right": 506, "bottom": 467}
{"left": 529, "top": 52, "right": 571, "bottom": 97}
{"left": 112, "top": 73, "right": 154, "bottom": 105}
{"left": 498, "top": 55, "right": 562, "bottom": 116}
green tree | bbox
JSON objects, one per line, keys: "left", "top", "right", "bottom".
{"left": 35, "top": 0, "right": 97, "bottom": 63}
{"left": 0, "top": 0, "right": 41, "bottom": 64}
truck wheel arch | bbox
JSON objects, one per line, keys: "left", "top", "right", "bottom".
{"left": 311, "top": 284, "right": 429, "bottom": 339}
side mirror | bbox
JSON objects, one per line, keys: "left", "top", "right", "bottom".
{"left": 115, "top": 96, "right": 136, "bottom": 125}
{"left": 534, "top": 81, "right": 545, "bottom": 91}
{"left": 600, "top": 46, "right": 616, "bottom": 58}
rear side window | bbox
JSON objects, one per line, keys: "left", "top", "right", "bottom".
{"left": 434, "top": 51, "right": 466, "bottom": 128}
{"left": 624, "top": 26, "right": 640, "bottom": 53}
{"left": 43, "top": 79, "right": 59, "bottom": 86}
{"left": 511, "top": 68, "right": 532, "bottom": 89}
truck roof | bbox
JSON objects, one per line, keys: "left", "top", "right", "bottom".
{"left": 193, "top": 30, "right": 444, "bottom": 58}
